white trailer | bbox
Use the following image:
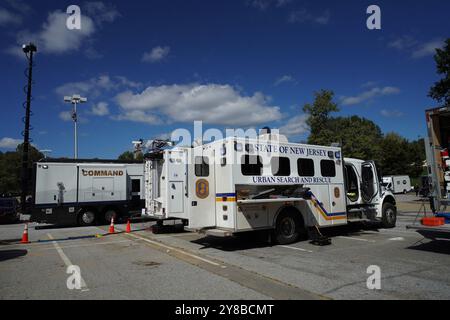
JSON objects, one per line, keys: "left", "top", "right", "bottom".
{"left": 142, "top": 133, "right": 397, "bottom": 244}
{"left": 30, "top": 159, "right": 144, "bottom": 226}
{"left": 382, "top": 175, "right": 412, "bottom": 194}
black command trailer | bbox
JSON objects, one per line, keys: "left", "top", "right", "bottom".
{"left": 30, "top": 159, "right": 144, "bottom": 226}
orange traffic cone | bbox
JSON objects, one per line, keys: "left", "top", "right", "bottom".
{"left": 21, "top": 223, "right": 30, "bottom": 244}
{"left": 125, "top": 220, "right": 131, "bottom": 233}
{"left": 108, "top": 217, "right": 115, "bottom": 234}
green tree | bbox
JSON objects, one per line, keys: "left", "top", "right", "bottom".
{"left": 118, "top": 151, "right": 143, "bottom": 161}
{"left": 328, "top": 116, "right": 383, "bottom": 161}
{"left": 302, "top": 91, "right": 383, "bottom": 160}
{"left": 0, "top": 144, "right": 43, "bottom": 195}
{"left": 303, "top": 89, "right": 339, "bottom": 146}
{"left": 118, "top": 151, "right": 134, "bottom": 161}
{"left": 429, "top": 38, "right": 450, "bottom": 107}
{"left": 379, "top": 133, "right": 411, "bottom": 175}
{"left": 407, "top": 138, "right": 426, "bottom": 178}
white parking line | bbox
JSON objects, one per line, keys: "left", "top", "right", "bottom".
{"left": 337, "top": 236, "right": 375, "bottom": 243}
{"left": 126, "top": 232, "right": 221, "bottom": 267}
{"left": 388, "top": 237, "right": 405, "bottom": 241}
{"left": 279, "top": 245, "right": 313, "bottom": 253}
{"left": 47, "top": 233, "right": 89, "bottom": 292}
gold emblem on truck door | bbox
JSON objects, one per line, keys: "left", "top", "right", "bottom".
{"left": 196, "top": 179, "right": 209, "bottom": 199}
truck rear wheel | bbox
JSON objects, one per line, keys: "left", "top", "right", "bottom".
{"left": 274, "top": 210, "right": 305, "bottom": 245}
{"left": 381, "top": 203, "right": 397, "bottom": 228}
{"left": 104, "top": 209, "right": 117, "bottom": 224}
{"left": 78, "top": 210, "right": 96, "bottom": 226}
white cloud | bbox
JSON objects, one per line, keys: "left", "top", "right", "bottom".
{"left": 4, "top": 0, "right": 32, "bottom": 14}
{"left": 59, "top": 111, "right": 88, "bottom": 123}
{"left": 0, "top": 7, "right": 22, "bottom": 26}
{"left": 10, "top": 11, "right": 95, "bottom": 54}
{"left": 142, "top": 46, "right": 170, "bottom": 63}
{"left": 341, "top": 86, "right": 400, "bottom": 106}
{"left": 274, "top": 75, "right": 296, "bottom": 86}
{"left": 115, "top": 83, "right": 283, "bottom": 126}
{"left": 91, "top": 102, "right": 110, "bottom": 116}
{"left": 59, "top": 111, "right": 73, "bottom": 122}
{"left": 412, "top": 40, "right": 444, "bottom": 59}
{"left": 361, "top": 81, "right": 377, "bottom": 88}
{"left": 278, "top": 114, "right": 309, "bottom": 137}
{"left": 380, "top": 109, "right": 403, "bottom": 117}
{"left": 55, "top": 75, "right": 142, "bottom": 98}
{"left": 248, "top": 0, "right": 292, "bottom": 10}
{"left": 83, "top": 1, "right": 120, "bottom": 25}
{"left": 288, "top": 9, "right": 330, "bottom": 25}
{"left": 388, "top": 36, "right": 444, "bottom": 59}
{"left": 6, "top": 3, "right": 119, "bottom": 56}
{"left": 388, "top": 35, "right": 417, "bottom": 50}
{"left": 112, "top": 110, "right": 161, "bottom": 124}
{"left": 0, "top": 137, "right": 22, "bottom": 149}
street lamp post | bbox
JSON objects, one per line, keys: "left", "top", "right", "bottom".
{"left": 64, "top": 95, "right": 87, "bottom": 159}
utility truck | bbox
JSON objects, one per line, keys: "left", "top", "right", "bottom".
{"left": 30, "top": 159, "right": 144, "bottom": 226}
{"left": 142, "top": 132, "right": 397, "bottom": 244}
{"left": 408, "top": 106, "right": 450, "bottom": 239}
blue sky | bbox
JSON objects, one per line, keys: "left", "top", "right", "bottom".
{"left": 0, "top": 0, "right": 449, "bottom": 158}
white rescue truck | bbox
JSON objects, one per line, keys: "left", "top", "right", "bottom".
{"left": 142, "top": 133, "right": 397, "bottom": 244}
{"left": 30, "top": 159, "right": 144, "bottom": 226}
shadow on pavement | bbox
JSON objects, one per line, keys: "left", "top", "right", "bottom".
{"left": 0, "top": 239, "right": 22, "bottom": 246}
{"left": 0, "top": 249, "right": 27, "bottom": 262}
{"left": 192, "top": 222, "right": 383, "bottom": 251}
{"left": 408, "top": 240, "right": 450, "bottom": 255}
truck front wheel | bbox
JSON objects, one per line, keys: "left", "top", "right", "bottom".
{"left": 381, "top": 203, "right": 397, "bottom": 228}
{"left": 78, "top": 210, "right": 96, "bottom": 226}
{"left": 274, "top": 210, "right": 305, "bottom": 245}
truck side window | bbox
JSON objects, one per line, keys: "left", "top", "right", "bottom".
{"left": 241, "top": 155, "right": 263, "bottom": 176}
{"left": 195, "top": 157, "right": 209, "bottom": 177}
{"left": 271, "top": 157, "right": 290, "bottom": 176}
{"left": 297, "top": 158, "right": 314, "bottom": 177}
{"left": 321, "top": 160, "right": 336, "bottom": 177}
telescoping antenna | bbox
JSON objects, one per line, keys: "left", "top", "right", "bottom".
{"left": 20, "top": 42, "right": 37, "bottom": 214}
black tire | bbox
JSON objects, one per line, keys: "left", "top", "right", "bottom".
{"left": 274, "top": 210, "right": 305, "bottom": 245}
{"left": 78, "top": 210, "right": 96, "bottom": 226}
{"left": 381, "top": 203, "right": 397, "bottom": 228}
{"left": 103, "top": 209, "right": 117, "bottom": 224}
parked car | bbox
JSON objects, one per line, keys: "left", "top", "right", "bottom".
{"left": 0, "top": 197, "right": 20, "bottom": 223}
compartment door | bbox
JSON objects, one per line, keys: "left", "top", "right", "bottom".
{"left": 168, "top": 182, "right": 184, "bottom": 213}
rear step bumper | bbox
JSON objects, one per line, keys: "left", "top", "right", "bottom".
{"left": 184, "top": 227, "right": 234, "bottom": 237}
